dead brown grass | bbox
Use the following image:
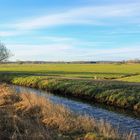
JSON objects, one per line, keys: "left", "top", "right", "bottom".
{"left": 0, "top": 84, "right": 136, "bottom": 140}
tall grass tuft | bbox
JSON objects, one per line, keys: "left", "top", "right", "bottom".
{"left": 0, "top": 84, "right": 137, "bottom": 140}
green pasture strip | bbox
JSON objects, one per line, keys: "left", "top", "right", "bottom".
{"left": 0, "top": 71, "right": 132, "bottom": 80}
{"left": 119, "top": 75, "right": 140, "bottom": 83}
{"left": 0, "top": 63, "right": 140, "bottom": 74}
{"left": 1, "top": 63, "right": 140, "bottom": 80}
{"left": 0, "top": 73, "right": 140, "bottom": 112}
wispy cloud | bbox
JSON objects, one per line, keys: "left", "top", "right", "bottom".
{"left": 7, "top": 43, "right": 72, "bottom": 57}
{"left": 38, "top": 36, "right": 75, "bottom": 42}
{"left": 11, "top": 3, "right": 140, "bottom": 30}
{"left": 1, "top": 1, "right": 140, "bottom": 61}
{"left": 7, "top": 42, "right": 140, "bottom": 61}
{"left": 0, "top": 31, "right": 19, "bottom": 37}
{"left": 0, "top": 2, "right": 140, "bottom": 37}
{"left": 0, "top": 30, "right": 30, "bottom": 37}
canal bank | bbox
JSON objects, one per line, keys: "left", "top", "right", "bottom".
{"left": 13, "top": 85, "right": 140, "bottom": 139}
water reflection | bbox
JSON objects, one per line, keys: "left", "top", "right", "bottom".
{"left": 13, "top": 85, "right": 140, "bottom": 139}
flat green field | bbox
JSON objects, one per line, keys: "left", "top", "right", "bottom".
{"left": 0, "top": 63, "right": 140, "bottom": 112}
{"left": 0, "top": 63, "right": 140, "bottom": 82}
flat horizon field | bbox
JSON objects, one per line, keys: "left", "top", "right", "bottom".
{"left": 0, "top": 63, "right": 140, "bottom": 82}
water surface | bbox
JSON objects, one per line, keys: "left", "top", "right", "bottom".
{"left": 13, "top": 85, "right": 140, "bottom": 139}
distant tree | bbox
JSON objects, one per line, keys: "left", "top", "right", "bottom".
{"left": 0, "top": 42, "right": 11, "bottom": 62}
{"left": 16, "top": 59, "right": 24, "bottom": 64}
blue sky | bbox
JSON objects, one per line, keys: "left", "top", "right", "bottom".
{"left": 0, "top": 0, "right": 140, "bottom": 61}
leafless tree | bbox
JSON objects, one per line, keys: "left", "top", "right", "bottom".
{"left": 0, "top": 42, "right": 11, "bottom": 62}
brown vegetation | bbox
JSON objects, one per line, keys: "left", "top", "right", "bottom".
{"left": 0, "top": 84, "right": 136, "bottom": 140}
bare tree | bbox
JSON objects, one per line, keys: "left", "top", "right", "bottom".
{"left": 0, "top": 42, "right": 11, "bottom": 62}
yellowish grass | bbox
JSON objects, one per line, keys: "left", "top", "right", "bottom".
{"left": 0, "top": 84, "right": 136, "bottom": 140}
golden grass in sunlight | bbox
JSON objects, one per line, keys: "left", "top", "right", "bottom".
{"left": 0, "top": 84, "right": 136, "bottom": 140}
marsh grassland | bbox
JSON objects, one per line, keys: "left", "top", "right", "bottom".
{"left": 0, "top": 63, "right": 140, "bottom": 139}
{"left": 0, "top": 63, "right": 140, "bottom": 112}
{"left": 0, "top": 84, "right": 135, "bottom": 140}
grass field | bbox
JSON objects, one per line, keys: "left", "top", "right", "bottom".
{"left": 0, "top": 63, "right": 140, "bottom": 112}
{"left": 0, "top": 63, "right": 140, "bottom": 82}
{"left": 119, "top": 75, "right": 140, "bottom": 83}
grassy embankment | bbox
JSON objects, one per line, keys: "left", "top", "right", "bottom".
{"left": 0, "top": 74, "right": 140, "bottom": 112}
{"left": 0, "top": 84, "right": 135, "bottom": 140}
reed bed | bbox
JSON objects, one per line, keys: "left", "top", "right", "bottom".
{"left": 0, "top": 84, "right": 136, "bottom": 140}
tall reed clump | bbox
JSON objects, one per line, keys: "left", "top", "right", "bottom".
{"left": 0, "top": 84, "right": 136, "bottom": 140}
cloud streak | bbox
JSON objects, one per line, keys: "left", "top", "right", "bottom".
{"left": 0, "top": 31, "right": 19, "bottom": 37}
{"left": 0, "top": 2, "right": 140, "bottom": 37}
{"left": 12, "top": 3, "right": 140, "bottom": 30}
{"left": 1, "top": 1, "right": 140, "bottom": 61}
{"left": 7, "top": 42, "right": 140, "bottom": 61}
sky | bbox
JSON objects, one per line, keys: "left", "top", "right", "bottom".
{"left": 0, "top": 0, "right": 140, "bottom": 61}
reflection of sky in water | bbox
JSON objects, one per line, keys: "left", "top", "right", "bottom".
{"left": 14, "top": 86, "right": 140, "bottom": 139}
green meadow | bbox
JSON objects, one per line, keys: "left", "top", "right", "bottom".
{"left": 0, "top": 63, "right": 140, "bottom": 82}
{"left": 0, "top": 63, "right": 140, "bottom": 112}
{"left": 0, "top": 64, "right": 140, "bottom": 139}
